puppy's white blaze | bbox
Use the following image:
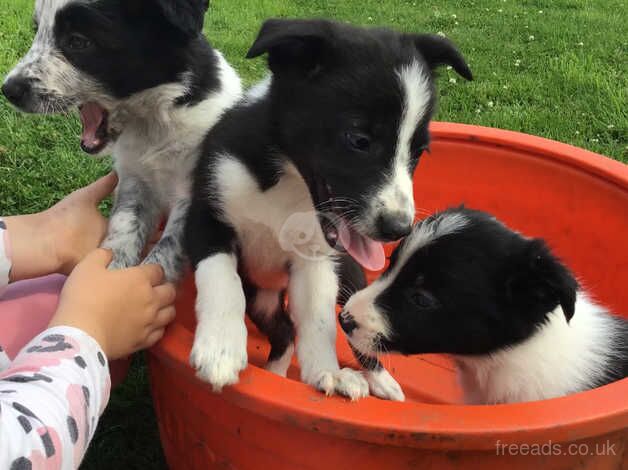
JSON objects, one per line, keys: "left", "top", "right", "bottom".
{"left": 345, "top": 212, "right": 469, "bottom": 354}
{"left": 373, "top": 61, "right": 431, "bottom": 218}
{"left": 455, "top": 292, "right": 617, "bottom": 404}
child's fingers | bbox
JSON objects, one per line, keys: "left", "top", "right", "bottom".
{"left": 138, "top": 263, "right": 165, "bottom": 286}
{"left": 154, "top": 283, "right": 177, "bottom": 308}
{"left": 84, "top": 172, "right": 119, "bottom": 204}
{"left": 144, "top": 328, "right": 166, "bottom": 349}
{"left": 153, "top": 306, "right": 176, "bottom": 328}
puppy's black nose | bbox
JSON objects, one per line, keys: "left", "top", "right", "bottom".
{"left": 375, "top": 213, "right": 412, "bottom": 242}
{"left": 2, "top": 77, "right": 32, "bottom": 107}
{"left": 338, "top": 311, "right": 358, "bottom": 335}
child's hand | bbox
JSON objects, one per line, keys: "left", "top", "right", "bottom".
{"left": 5, "top": 172, "right": 118, "bottom": 281}
{"left": 50, "top": 249, "right": 177, "bottom": 359}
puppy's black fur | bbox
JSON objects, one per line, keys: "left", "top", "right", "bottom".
{"left": 52, "top": 0, "right": 219, "bottom": 105}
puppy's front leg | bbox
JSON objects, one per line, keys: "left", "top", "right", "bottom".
{"left": 143, "top": 199, "right": 189, "bottom": 282}
{"left": 192, "top": 253, "right": 247, "bottom": 390}
{"left": 102, "top": 175, "right": 160, "bottom": 270}
{"left": 185, "top": 203, "right": 247, "bottom": 391}
{"left": 289, "top": 258, "right": 369, "bottom": 400}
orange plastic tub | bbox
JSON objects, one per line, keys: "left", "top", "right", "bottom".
{"left": 148, "top": 123, "right": 628, "bottom": 470}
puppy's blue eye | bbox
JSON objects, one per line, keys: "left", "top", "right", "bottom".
{"left": 344, "top": 131, "right": 371, "bottom": 153}
{"left": 68, "top": 33, "right": 92, "bottom": 50}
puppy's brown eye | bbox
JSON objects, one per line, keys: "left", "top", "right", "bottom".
{"left": 410, "top": 289, "right": 438, "bottom": 309}
{"left": 344, "top": 131, "right": 371, "bottom": 153}
{"left": 68, "top": 33, "right": 92, "bottom": 50}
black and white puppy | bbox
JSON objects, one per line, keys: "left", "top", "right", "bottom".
{"left": 185, "top": 19, "right": 472, "bottom": 398}
{"left": 341, "top": 207, "right": 628, "bottom": 403}
{"left": 2, "top": 0, "right": 242, "bottom": 281}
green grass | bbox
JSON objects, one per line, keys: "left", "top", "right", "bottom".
{"left": 0, "top": 0, "right": 626, "bottom": 467}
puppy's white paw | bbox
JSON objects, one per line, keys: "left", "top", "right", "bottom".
{"left": 314, "top": 368, "right": 370, "bottom": 401}
{"left": 365, "top": 368, "right": 405, "bottom": 401}
{"left": 190, "top": 333, "right": 248, "bottom": 392}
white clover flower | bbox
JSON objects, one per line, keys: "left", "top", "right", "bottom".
{"left": 529, "top": 35, "right": 535, "bottom": 41}
{"left": 437, "top": 31, "right": 446, "bottom": 37}
{"left": 449, "top": 78, "right": 457, "bottom": 84}
{"left": 487, "top": 101, "right": 494, "bottom": 107}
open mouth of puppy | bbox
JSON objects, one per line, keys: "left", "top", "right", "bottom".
{"left": 314, "top": 177, "right": 386, "bottom": 272}
{"left": 78, "top": 102, "right": 110, "bottom": 155}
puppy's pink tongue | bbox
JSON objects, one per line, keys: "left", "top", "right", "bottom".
{"left": 79, "top": 102, "right": 105, "bottom": 150}
{"left": 338, "top": 219, "right": 386, "bottom": 271}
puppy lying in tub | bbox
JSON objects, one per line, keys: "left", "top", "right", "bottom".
{"left": 340, "top": 207, "right": 628, "bottom": 404}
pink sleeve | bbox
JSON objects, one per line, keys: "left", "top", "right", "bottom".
{"left": 0, "top": 326, "right": 111, "bottom": 470}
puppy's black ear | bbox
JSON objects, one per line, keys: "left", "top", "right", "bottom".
{"left": 246, "top": 19, "right": 332, "bottom": 76}
{"left": 410, "top": 34, "right": 473, "bottom": 81}
{"left": 154, "top": 0, "right": 208, "bottom": 39}
{"left": 503, "top": 238, "right": 578, "bottom": 322}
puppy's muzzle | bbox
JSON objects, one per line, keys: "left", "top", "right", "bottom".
{"left": 375, "top": 211, "right": 413, "bottom": 242}
{"left": 2, "top": 76, "right": 34, "bottom": 109}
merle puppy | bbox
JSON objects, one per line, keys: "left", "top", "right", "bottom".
{"left": 340, "top": 207, "right": 628, "bottom": 403}
{"left": 185, "top": 19, "right": 472, "bottom": 398}
{"left": 2, "top": 0, "right": 242, "bottom": 281}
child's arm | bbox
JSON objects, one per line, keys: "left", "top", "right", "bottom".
{"left": 2, "top": 172, "right": 117, "bottom": 283}
{"left": 0, "top": 250, "right": 176, "bottom": 469}
{"left": 0, "top": 327, "right": 109, "bottom": 470}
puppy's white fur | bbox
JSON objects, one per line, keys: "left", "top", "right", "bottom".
{"left": 193, "top": 155, "right": 369, "bottom": 398}
{"left": 455, "top": 293, "right": 618, "bottom": 404}
{"left": 191, "top": 253, "right": 248, "bottom": 390}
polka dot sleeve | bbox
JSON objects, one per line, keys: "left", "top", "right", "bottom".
{"left": 0, "top": 326, "right": 111, "bottom": 470}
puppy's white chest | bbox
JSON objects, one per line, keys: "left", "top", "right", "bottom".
{"left": 216, "top": 157, "right": 333, "bottom": 288}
